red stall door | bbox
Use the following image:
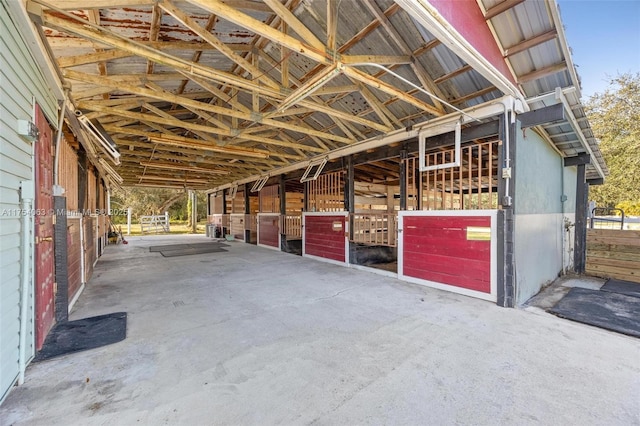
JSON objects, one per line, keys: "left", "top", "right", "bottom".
{"left": 399, "top": 211, "right": 496, "bottom": 302}
{"left": 257, "top": 213, "right": 280, "bottom": 250}
{"left": 34, "top": 104, "right": 56, "bottom": 349}
{"left": 303, "top": 213, "right": 348, "bottom": 265}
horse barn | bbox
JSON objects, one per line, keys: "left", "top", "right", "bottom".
{"left": 0, "top": 0, "right": 611, "bottom": 407}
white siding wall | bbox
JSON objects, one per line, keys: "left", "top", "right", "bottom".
{"left": 513, "top": 123, "right": 574, "bottom": 305}
{"left": 0, "top": 3, "right": 58, "bottom": 403}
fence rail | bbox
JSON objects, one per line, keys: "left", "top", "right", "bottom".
{"left": 140, "top": 214, "right": 170, "bottom": 234}
{"left": 586, "top": 229, "right": 640, "bottom": 283}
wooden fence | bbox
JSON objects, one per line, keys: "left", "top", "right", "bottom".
{"left": 586, "top": 229, "right": 640, "bottom": 283}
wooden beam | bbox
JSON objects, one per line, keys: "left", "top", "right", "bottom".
{"left": 342, "top": 55, "right": 412, "bottom": 65}
{"left": 138, "top": 162, "right": 230, "bottom": 174}
{"left": 517, "top": 61, "right": 567, "bottom": 84}
{"left": 263, "top": 0, "right": 325, "bottom": 51}
{"left": 65, "top": 70, "right": 353, "bottom": 145}
{"left": 503, "top": 29, "right": 558, "bottom": 58}
{"left": 43, "top": 12, "right": 270, "bottom": 96}
{"left": 327, "top": 0, "right": 338, "bottom": 52}
{"left": 57, "top": 49, "right": 133, "bottom": 68}
{"left": 433, "top": 64, "right": 472, "bottom": 85}
{"left": 187, "top": 0, "right": 328, "bottom": 63}
{"left": 159, "top": 0, "right": 279, "bottom": 89}
{"left": 484, "top": 0, "right": 526, "bottom": 20}
{"left": 343, "top": 66, "right": 442, "bottom": 117}
{"left": 84, "top": 104, "right": 325, "bottom": 153}
{"left": 361, "top": 0, "right": 446, "bottom": 114}
{"left": 146, "top": 4, "right": 162, "bottom": 75}
{"left": 564, "top": 153, "right": 591, "bottom": 167}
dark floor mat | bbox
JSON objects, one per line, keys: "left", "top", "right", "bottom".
{"left": 160, "top": 246, "right": 227, "bottom": 257}
{"left": 549, "top": 288, "right": 640, "bottom": 337}
{"left": 34, "top": 312, "right": 127, "bottom": 361}
{"left": 149, "top": 242, "right": 228, "bottom": 252}
{"left": 600, "top": 278, "right": 640, "bottom": 298}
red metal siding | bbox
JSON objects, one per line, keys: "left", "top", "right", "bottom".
{"left": 305, "top": 215, "right": 346, "bottom": 262}
{"left": 34, "top": 104, "right": 55, "bottom": 350}
{"left": 258, "top": 215, "right": 280, "bottom": 248}
{"left": 403, "top": 216, "right": 491, "bottom": 293}
{"left": 429, "top": 0, "right": 516, "bottom": 85}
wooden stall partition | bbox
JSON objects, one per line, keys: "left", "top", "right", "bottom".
{"left": 307, "top": 171, "right": 344, "bottom": 212}
{"left": 229, "top": 214, "right": 245, "bottom": 241}
{"left": 586, "top": 229, "right": 640, "bottom": 283}
{"left": 59, "top": 138, "right": 78, "bottom": 211}
{"left": 83, "top": 215, "right": 96, "bottom": 283}
{"left": 407, "top": 140, "right": 500, "bottom": 211}
{"left": 66, "top": 215, "right": 83, "bottom": 304}
{"left": 259, "top": 185, "right": 279, "bottom": 213}
{"left": 351, "top": 213, "right": 397, "bottom": 247}
{"left": 87, "top": 168, "right": 97, "bottom": 211}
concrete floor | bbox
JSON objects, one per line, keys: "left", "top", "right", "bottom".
{"left": 1, "top": 235, "right": 639, "bottom": 425}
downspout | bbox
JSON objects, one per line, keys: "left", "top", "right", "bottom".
{"left": 18, "top": 181, "right": 34, "bottom": 385}
{"left": 53, "top": 86, "right": 71, "bottom": 195}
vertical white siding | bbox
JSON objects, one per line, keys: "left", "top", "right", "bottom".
{"left": 0, "top": 3, "right": 58, "bottom": 403}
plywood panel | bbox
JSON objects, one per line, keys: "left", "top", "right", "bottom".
{"left": 67, "top": 217, "right": 82, "bottom": 301}
{"left": 586, "top": 229, "right": 640, "bottom": 282}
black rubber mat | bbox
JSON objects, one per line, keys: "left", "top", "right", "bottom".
{"left": 600, "top": 278, "right": 640, "bottom": 298}
{"left": 149, "top": 242, "right": 229, "bottom": 252}
{"left": 549, "top": 287, "right": 640, "bottom": 338}
{"left": 159, "top": 246, "right": 228, "bottom": 257}
{"left": 34, "top": 312, "right": 127, "bottom": 361}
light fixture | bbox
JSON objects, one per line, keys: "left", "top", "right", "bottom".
{"left": 300, "top": 157, "right": 328, "bottom": 183}
{"left": 77, "top": 115, "right": 121, "bottom": 165}
{"left": 250, "top": 176, "right": 269, "bottom": 192}
{"left": 98, "top": 158, "right": 124, "bottom": 184}
{"left": 139, "top": 161, "right": 230, "bottom": 175}
{"left": 419, "top": 120, "right": 461, "bottom": 172}
{"left": 136, "top": 175, "right": 209, "bottom": 184}
{"left": 17, "top": 120, "right": 39, "bottom": 142}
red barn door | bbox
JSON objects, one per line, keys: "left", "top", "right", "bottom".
{"left": 398, "top": 211, "right": 497, "bottom": 302}
{"left": 303, "top": 212, "right": 349, "bottom": 265}
{"left": 257, "top": 213, "right": 280, "bottom": 250}
{"left": 34, "top": 104, "right": 56, "bottom": 349}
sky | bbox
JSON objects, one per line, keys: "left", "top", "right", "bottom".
{"left": 557, "top": 0, "right": 640, "bottom": 99}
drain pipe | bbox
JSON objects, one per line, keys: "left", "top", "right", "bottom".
{"left": 18, "top": 181, "right": 34, "bottom": 385}
{"left": 53, "top": 86, "right": 71, "bottom": 195}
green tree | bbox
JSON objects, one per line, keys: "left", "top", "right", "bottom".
{"left": 110, "top": 187, "right": 187, "bottom": 224}
{"left": 586, "top": 73, "right": 640, "bottom": 214}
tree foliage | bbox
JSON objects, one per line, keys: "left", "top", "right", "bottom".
{"left": 110, "top": 187, "right": 207, "bottom": 224}
{"left": 586, "top": 73, "right": 640, "bottom": 214}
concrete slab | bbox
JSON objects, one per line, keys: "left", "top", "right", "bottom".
{"left": 1, "top": 235, "right": 639, "bottom": 425}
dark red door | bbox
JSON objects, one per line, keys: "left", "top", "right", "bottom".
{"left": 402, "top": 215, "right": 492, "bottom": 293}
{"left": 35, "top": 104, "right": 56, "bottom": 350}
{"left": 258, "top": 214, "right": 280, "bottom": 248}
{"left": 304, "top": 214, "right": 347, "bottom": 263}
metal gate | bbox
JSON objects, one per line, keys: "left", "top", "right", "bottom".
{"left": 34, "top": 104, "right": 56, "bottom": 350}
